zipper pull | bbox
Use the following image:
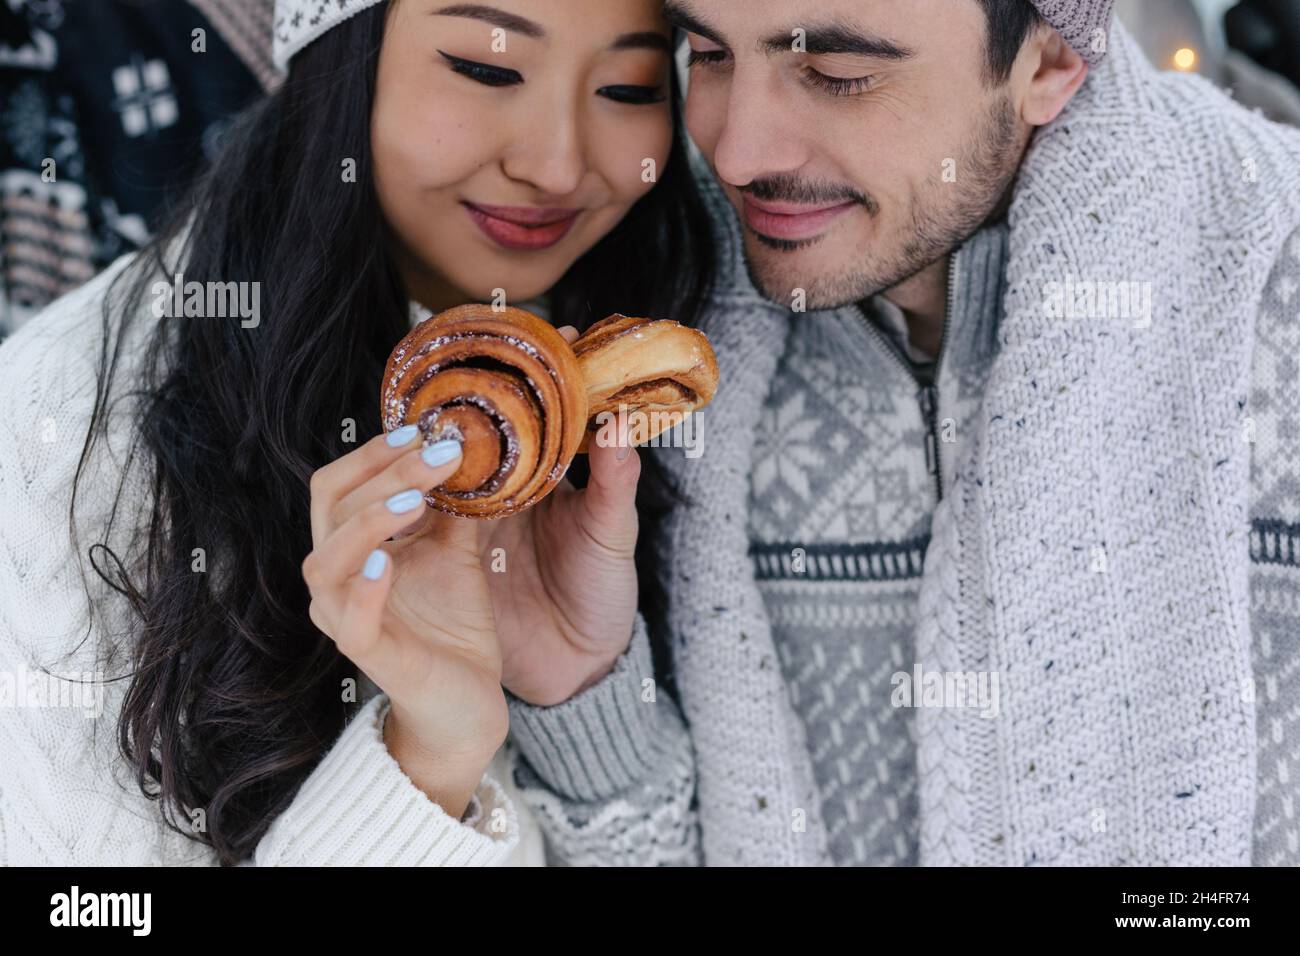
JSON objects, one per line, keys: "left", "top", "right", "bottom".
{"left": 920, "top": 384, "right": 940, "bottom": 480}
{"left": 924, "top": 430, "right": 938, "bottom": 480}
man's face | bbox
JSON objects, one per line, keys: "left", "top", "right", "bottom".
{"left": 668, "top": 0, "right": 1035, "bottom": 309}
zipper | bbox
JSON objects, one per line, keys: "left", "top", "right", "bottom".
{"left": 928, "top": 257, "right": 959, "bottom": 502}
{"left": 853, "top": 253, "right": 958, "bottom": 503}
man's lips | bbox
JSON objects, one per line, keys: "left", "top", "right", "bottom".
{"left": 741, "top": 195, "right": 858, "bottom": 242}
{"left": 463, "top": 201, "right": 579, "bottom": 251}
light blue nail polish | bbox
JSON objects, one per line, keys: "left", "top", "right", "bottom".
{"left": 386, "top": 424, "right": 419, "bottom": 447}
{"left": 362, "top": 549, "right": 388, "bottom": 581}
{"left": 422, "top": 439, "right": 462, "bottom": 469}
{"left": 385, "top": 488, "right": 424, "bottom": 514}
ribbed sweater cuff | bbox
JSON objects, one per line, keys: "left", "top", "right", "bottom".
{"left": 506, "top": 611, "right": 663, "bottom": 802}
{"left": 253, "top": 694, "right": 519, "bottom": 866}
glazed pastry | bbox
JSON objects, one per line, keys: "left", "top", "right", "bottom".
{"left": 380, "top": 304, "right": 587, "bottom": 518}
{"left": 572, "top": 313, "right": 719, "bottom": 453}
{"left": 381, "top": 305, "right": 719, "bottom": 519}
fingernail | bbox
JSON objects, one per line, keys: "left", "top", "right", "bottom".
{"left": 385, "top": 488, "right": 424, "bottom": 514}
{"left": 362, "top": 549, "right": 388, "bottom": 580}
{"left": 386, "top": 425, "right": 419, "bottom": 447}
{"left": 421, "top": 439, "right": 462, "bottom": 469}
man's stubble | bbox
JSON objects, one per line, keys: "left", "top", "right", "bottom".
{"left": 742, "top": 94, "right": 1029, "bottom": 311}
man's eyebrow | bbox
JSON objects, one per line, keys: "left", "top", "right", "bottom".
{"left": 662, "top": 0, "right": 725, "bottom": 46}
{"left": 431, "top": 4, "right": 544, "bottom": 39}
{"left": 761, "top": 22, "right": 915, "bottom": 60}
{"left": 610, "top": 31, "right": 674, "bottom": 54}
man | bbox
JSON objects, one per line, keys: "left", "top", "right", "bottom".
{"left": 504, "top": 0, "right": 1300, "bottom": 865}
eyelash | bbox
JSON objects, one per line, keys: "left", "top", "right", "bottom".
{"left": 599, "top": 85, "right": 667, "bottom": 105}
{"left": 686, "top": 49, "right": 727, "bottom": 69}
{"left": 686, "top": 48, "right": 873, "bottom": 97}
{"left": 438, "top": 51, "right": 665, "bottom": 104}
{"left": 439, "top": 51, "right": 521, "bottom": 86}
{"left": 801, "top": 69, "right": 872, "bottom": 97}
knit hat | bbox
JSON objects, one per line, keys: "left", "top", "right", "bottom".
{"left": 272, "top": 0, "right": 384, "bottom": 71}
{"left": 1030, "top": 0, "right": 1117, "bottom": 63}
{"left": 272, "top": 0, "right": 1117, "bottom": 72}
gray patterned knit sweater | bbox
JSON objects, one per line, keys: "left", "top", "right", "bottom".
{"left": 748, "top": 217, "right": 1300, "bottom": 866}
{"left": 747, "top": 220, "right": 1011, "bottom": 865}
{"left": 504, "top": 22, "right": 1300, "bottom": 866}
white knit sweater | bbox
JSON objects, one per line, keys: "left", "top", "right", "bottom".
{"left": 0, "top": 251, "right": 545, "bottom": 866}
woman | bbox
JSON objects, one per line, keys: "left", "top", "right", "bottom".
{"left": 0, "top": 0, "right": 711, "bottom": 865}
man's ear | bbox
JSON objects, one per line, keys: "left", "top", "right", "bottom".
{"left": 1017, "top": 27, "right": 1089, "bottom": 127}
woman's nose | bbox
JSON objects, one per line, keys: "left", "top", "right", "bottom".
{"left": 503, "top": 107, "right": 586, "bottom": 198}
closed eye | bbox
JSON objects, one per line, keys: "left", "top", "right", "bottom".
{"left": 598, "top": 85, "right": 667, "bottom": 105}
{"left": 685, "top": 49, "right": 729, "bottom": 69}
{"left": 437, "top": 50, "right": 522, "bottom": 87}
{"left": 802, "top": 68, "right": 873, "bottom": 97}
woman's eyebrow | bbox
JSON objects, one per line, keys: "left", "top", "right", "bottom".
{"left": 431, "top": 3, "right": 545, "bottom": 39}
{"left": 610, "top": 31, "right": 673, "bottom": 54}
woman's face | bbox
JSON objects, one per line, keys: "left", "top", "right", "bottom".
{"left": 372, "top": 0, "right": 675, "bottom": 311}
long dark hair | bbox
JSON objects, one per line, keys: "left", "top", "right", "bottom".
{"left": 72, "top": 2, "right": 712, "bottom": 865}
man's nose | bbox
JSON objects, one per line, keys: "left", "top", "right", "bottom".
{"left": 709, "top": 68, "right": 807, "bottom": 188}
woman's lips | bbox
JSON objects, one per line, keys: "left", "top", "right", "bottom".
{"left": 742, "top": 196, "right": 858, "bottom": 242}
{"left": 463, "top": 201, "right": 579, "bottom": 251}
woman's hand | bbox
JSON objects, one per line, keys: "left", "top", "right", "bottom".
{"left": 482, "top": 326, "right": 645, "bottom": 707}
{"left": 302, "top": 428, "right": 503, "bottom": 818}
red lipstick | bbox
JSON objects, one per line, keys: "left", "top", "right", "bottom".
{"left": 463, "top": 202, "right": 579, "bottom": 251}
